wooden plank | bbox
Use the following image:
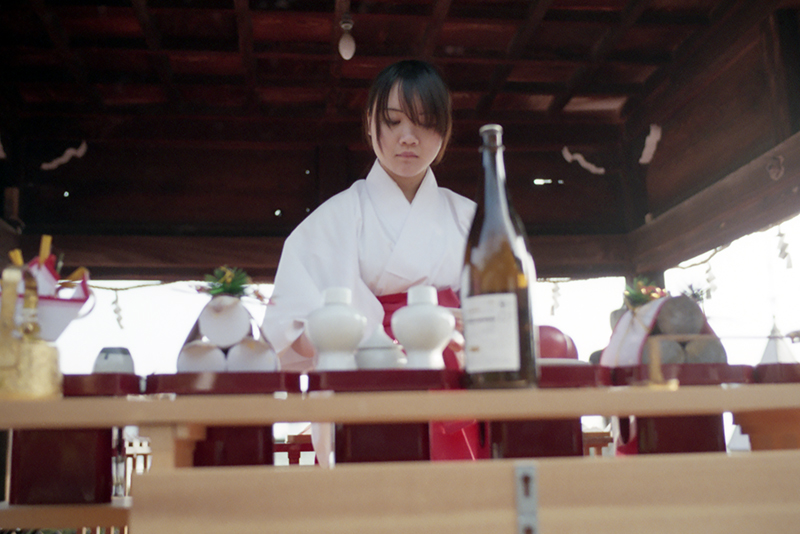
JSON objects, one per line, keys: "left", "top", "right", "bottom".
{"left": 476, "top": 0, "right": 555, "bottom": 113}
{"left": 129, "top": 451, "right": 800, "bottom": 533}
{"left": 548, "top": 0, "right": 654, "bottom": 114}
{"left": 630, "top": 129, "right": 800, "bottom": 273}
{"left": 26, "top": 233, "right": 630, "bottom": 282}
{"left": 27, "top": 0, "right": 103, "bottom": 108}
{"left": 626, "top": 0, "right": 786, "bottom": 137}
{"left": 3, "top": 383, "right": 800, "bottom": 429}
{"left": 131, "top": 0, "right": 180, "bottom": 103}
{"left": 22, "top": 235, "right": 285, "bottom": 282}
{"left": 0, "top": 498, "right": 130, "bottom": 530}
{"left": 417, "top": 0, "right": 453, "bottom": 59}
{"left": 642, "top": 31, "right": 775, "bottom": 214}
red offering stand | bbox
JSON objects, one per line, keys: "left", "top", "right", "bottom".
{"left": 144, "top": 372, "right": 303, "bottom": 467}
{"left": 9, "top": 374, "right": 140, "bottom": 505}
{"left": 305, "top": 369, "right": 488, "bottom": 463}
{"left": 612, "top": 363, "right": 754, "bottom": 454}
{"left": 491, "top": 361, "right": 613, "bottom": 458}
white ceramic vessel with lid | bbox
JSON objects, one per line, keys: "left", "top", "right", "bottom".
{"left": 391, "top": 285, "right": 455, "bottom": 370}
{"left": 307, "top": 287, "right": 367, "bottom": 371}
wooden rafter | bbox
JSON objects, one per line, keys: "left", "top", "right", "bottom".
{"left": 476, "top": 0, "right": 555, "bottom": 114}
{"left": 417, "top": 0, "right": 452, "bottom": 60}
{"left": 624, "top": 0, "right": 787, "bottom": 137}
{"left": 325, "top": 0, "right": 350, "bottom": 115}
{"left": 130, "top": 0, "right": 180, "bottom": 104}
{"left": 27, "top": 0, "right": 102, "bottom": 108}
{"left": 29, "top": 233, "right": 631, "bottom": 282}
{"left": 547, "top": 0, "right": 654, "bottom": 115}
{"left": 233, "top": 0, "right": 258, "bottom": 109}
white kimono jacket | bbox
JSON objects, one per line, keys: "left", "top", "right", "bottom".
{"left": 261, "top": 159, "right": 476, "bottom": 371}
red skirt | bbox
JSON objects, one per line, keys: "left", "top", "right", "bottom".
{"left": 377, "top": 289, "right": 490, "bottom": 461}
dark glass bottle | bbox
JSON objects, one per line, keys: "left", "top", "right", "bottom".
{"left": 461, "top": 124, "right": 539, "bottom": 388}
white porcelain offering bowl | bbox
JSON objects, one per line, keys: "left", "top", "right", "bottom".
{"left": 197, "top": 295, "right": 252, "bottom": 349}
{"left": 307, "top": 287, "right": 367, "bottom": 371}
{"left": 391, "top": 285, "right": 455, "bottom": 369}
{"left": 93, "top": 346, "right": 135, "bottom": 374}
{"left": 176, "top": 340, "right": 226, "bottom": 373}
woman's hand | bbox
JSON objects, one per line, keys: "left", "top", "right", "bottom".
{"left": 291, "top": 331, "right": 316, "bottom": 359}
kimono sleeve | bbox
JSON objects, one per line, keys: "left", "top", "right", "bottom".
{"left": 260, "top": 189, "right": 373, "bottom": 355}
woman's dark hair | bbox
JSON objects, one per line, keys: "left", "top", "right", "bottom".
{"left": 364, "top": 60, "right": 452, "bottom": 165}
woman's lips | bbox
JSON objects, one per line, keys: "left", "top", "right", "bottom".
{"left": 398, "top": 152, "right": 417, "bottom": 158}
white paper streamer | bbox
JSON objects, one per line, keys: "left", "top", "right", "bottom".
{"left": 639, "top": 124, "right": 662, "bottom": 164}
{"left": 561, "top": 146, "right": 605, "bottom": 175}
{"left": 40, "top": 140, "right": 88, "bottom": 170}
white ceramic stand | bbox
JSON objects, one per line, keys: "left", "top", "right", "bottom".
{"left": 391, "top": 285, "right": 455, "bottom": 370}
{"left": 307, "top": 287, "right": 366, "bottom": 371}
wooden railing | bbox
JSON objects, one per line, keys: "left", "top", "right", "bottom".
{"left": 2, "top": 383, "right": 800, "bottom": 532}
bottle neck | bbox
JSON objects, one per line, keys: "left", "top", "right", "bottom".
{"left": 481, "top": 144, "right": 512, "bottom": 224}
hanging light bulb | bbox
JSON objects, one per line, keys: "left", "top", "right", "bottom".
{"left": 338, "top": 13, "right": 355, "bottom": 60}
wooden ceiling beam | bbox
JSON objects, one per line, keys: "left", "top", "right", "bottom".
{"left": 629, "top": 128, "right": 800, "bottom": 273}
{"left": 547, "top": 0, "right": 653, "bottom": 115}
{"left": 131, "top": 0, "right": 181, "bottom": 104}
{"left": 17, "top": 113, "right": 620, "bottom": 151}
{"left": 325, "top": 0, "right": 349, "bottom": 115}
{"left": 418, "top": 0, "right": 452, "bottom": 60}
{"left": 27, "top": 0, "right": 102, "bottom": 108}
{"left": 624, "top": 0, "right": 787, "bottom": 138}
{"left": 32, "top": 233, "right": 632, "bottom": 283}
{"left": 476, "top": 0, "right": 555, "bottom": 114}
{"left": 233, "top": 0, "right": 258, "bottom": 108}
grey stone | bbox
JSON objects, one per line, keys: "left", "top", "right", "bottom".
{"left": 655, "top": 295, "right": 706, "bottom": 335}
{"left": 641, "top": 337, "right": 686, "bottom": 365}
{"left": 685, "top": 337, "right": 728, "bottom": 364}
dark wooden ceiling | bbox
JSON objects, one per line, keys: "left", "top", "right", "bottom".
{"left": 1, "top": 0, "right": 799, "bottom": 281}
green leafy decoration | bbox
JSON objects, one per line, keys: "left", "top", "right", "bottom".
{"left": 204, "top": 266, "right": 252, "bottom": 297}
{"left": 623, "top": 276, "right": 669, "bottom": 309}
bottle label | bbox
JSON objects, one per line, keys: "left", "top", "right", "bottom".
{"left": 463, "top": 293, "right": 520, "bottom": 373}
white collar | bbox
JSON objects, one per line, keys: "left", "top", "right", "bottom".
{"left": 365, "top": 160, "right": 438, "bottom": 241}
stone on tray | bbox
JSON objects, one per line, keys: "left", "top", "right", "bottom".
{"left": 641, "top": 337, "right": 686, "bottom": 365}
{"left": 655, "top": 295, "right": 705, "bottom": 335}
{"left": 685, "top": 337, "right": 727, "bottom": 364}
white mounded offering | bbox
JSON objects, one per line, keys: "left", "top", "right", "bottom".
{"left": 197, "top": 295, "right": 252, "bottom": 349}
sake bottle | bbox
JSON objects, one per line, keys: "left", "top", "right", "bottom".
{"left": 461, "top": 124, "right": 539, "bottom": 388}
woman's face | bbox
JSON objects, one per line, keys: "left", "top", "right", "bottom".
{"left": 369, "top": 83, "right": 444, "bottom": 200}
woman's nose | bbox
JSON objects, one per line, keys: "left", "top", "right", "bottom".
{"left": 399, "top": 125, "right": 419, "bottom": 145}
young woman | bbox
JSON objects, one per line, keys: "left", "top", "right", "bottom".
{"left": 261, "top": 60, "right": 484, "bottom": 463}
{"left": 262, "top": 60, "right": 475, "bottom": 370}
